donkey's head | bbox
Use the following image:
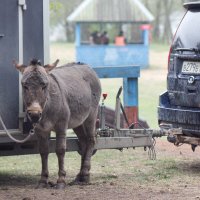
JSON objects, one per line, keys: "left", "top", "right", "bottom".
{"left": 14, "top": 59, "right": 59, "bottom": 123}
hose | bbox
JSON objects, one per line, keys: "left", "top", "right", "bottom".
{"left": 0, "top": 114, "right": 35, "bottom": 143}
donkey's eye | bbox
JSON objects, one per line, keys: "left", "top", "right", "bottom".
{"left": 42, "top": 85, "right": 47, "bottom": 90}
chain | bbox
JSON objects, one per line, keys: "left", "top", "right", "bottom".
{"left": 148, "top": 137, "right": 156, "bottom": 160}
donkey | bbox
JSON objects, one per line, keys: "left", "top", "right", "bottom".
{"left": 14, "top": 59, "right": 101, "bottom": 189}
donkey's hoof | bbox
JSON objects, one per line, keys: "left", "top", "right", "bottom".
{"left": 74, "top": 174, "right": 90, "bottom": 184}
{"left": 54, "top": 182, "right": 66, "bottom": 189}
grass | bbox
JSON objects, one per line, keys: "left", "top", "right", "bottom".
{"left": 150, "top": 42, "right": 170, "bottom": 52}
{"left": 50, "top": 42, "right": 75, "bottom": 64}
{"left": 0, "top": 148, "right": 195, "bottom": 187}
{"left": 139, "top": 73, "right": 166, "bottom": 128}
{"left": 0, "top": 149, "right": 184, "bottom": 186}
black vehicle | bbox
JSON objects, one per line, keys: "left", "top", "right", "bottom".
{"left": 158, "top": 2, "right": 200, "bottom": 139}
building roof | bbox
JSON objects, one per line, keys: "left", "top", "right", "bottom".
{"left": 67, "top": 0, "right": 154, "bottom": 23}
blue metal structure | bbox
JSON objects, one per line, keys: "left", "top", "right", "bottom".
{"left": 93, "top": 66, "right": 140, "bottom": 124}
{"left": 68, "top": 0, "right": 154, "bottom": 69}
{"left": 75, "top": 23, "right": 149, "bottom": 69}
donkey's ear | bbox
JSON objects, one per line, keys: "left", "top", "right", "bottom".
{"left": 44, "top": 59, "right": 59, "bottom": 72}
{"left": 13, "top": 60, "right": 26, "bottom": 73}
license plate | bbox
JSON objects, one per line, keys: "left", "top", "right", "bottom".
{"left": 182, "top": 61, "right": 200, "bottom": 74}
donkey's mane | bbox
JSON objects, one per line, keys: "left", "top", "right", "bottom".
{"left": 30, "top": 59, "right": 41, "bottom": 66}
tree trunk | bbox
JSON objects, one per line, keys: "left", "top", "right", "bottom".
{"left": 66, "top": 22, "right": 75, "bottom": 42}
{"left": 143, "top": 0, "right": 150, "bottom": 10}
{"left": 162, "top": 0, "right": 173, "bottom": 43}
{"left": 152, "top": 0, "right": 162, "bottom": 42}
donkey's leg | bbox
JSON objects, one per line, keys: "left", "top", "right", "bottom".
{"left": 73, "top": 125, "right": 89, "bottom": 183}
{"left": 73, "top": 125, "right": 87, "bottom": 157}
{"left": 74, "top": 111, "right": 97, "bottom": 183}
{"left": 36, "top": 133, "right": 50, "bottom": 188}
{"left": 55, "top": 131, "right": 66, "bottom": 189}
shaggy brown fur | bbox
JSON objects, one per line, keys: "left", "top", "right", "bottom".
{"left": 15, "top": 60, "right": 101, "bottom": 189}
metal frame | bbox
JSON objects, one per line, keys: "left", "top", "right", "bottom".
{"left": 17, "top": 0, "right": 50, "bottom": 131}
{"left": 43, "top": 0, "right": 50, "bottom": 64}
{"left": 0, "top": 134, "right": 154, "bottom": 157}
{"left": 18, "top": 0, "right": 25, "bottom": 130}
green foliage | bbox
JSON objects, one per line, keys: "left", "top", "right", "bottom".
{"left": 50, "top": 0, "right": 83, "bottom": 27}
{"left": 50, "top": 1, "right": 63, "bottom": 13}
{"left": 50, "top": 1, "right": 65, "bottom": 26}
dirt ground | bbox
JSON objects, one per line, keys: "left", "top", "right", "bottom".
{"left": 0, "top": 140, "right": 200, "bottom": 200}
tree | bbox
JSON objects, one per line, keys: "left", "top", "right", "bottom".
{"left": 141, "top": 0, "right": 184, "bottom": 43}
{"left": 152, "top": 1, "right": 162, "bottom": 42}
{"left": 162, "top": 0, "right": 173, "bottom": 43}
{"left": 50, "top": 0, "right": 83, "bottom": 42}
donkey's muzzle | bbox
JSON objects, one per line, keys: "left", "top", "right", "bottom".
{"left": 27, "top": 111, "right": 42, "bottom": 123}
{"left": 27, "top": 102, "right": 42, "bottom": 123}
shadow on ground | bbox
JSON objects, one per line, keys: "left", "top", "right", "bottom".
{"left": 0, "top": 172, "right": 38, "bottom": 187}
{"left": 178, "top": 160, "right": 200, "bottom": 175}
